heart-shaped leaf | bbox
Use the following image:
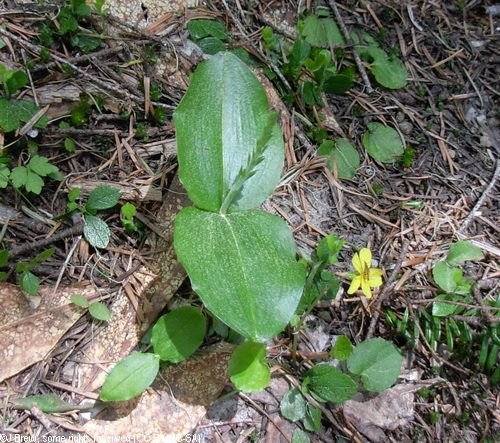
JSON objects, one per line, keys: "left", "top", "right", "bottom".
{"left": 347, "top": 338, "right": 402, "bottom": 392}
{"left": 174, "top": 207, "right": 305, "bottom": 341}
{"left": 173, "top": 52, "right": 284, "bottom": 213}
{"left": 447, "top": 241, "right": 483, "bottom": 266}
{"left": 362, "top": 123, "right": 404, "bottom": 163}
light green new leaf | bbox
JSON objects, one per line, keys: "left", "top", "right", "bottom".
{"left": 89, "top": 302, "right": 111, "bottom": 321}
{"left": 70, "top": 294, "right": 90, "bottom": 308}
{"left": 228, "top": 342, "right": 270, "bottom": 392}
{"left": 447, "top": 241, "right": 483, "bottom": 266}
{"left": 174, "top": 207, "right": 306, "bottom": 341}
{"left": 280, "top": 388, "right": 306, "bottom": 422}
{"left": 362, "top": 123, "right": 404, "bottom": 163}
{"left": 347, "top": 338, "right": 402, "bottom": 392}
{"left": 303, "top": 364, "right": 357, "bottom": 403}
{"left": 432, "top": 295, "right": 459, "bottom": 317}
{"left": 84, "top": 215, "right": 111, "bottom": 249}
{"left": 151, "top": 306, "right": 206, "bottom": 363}
{"left": 100, "top": 352, "right": 159, "bottom": 402}
{"left": 331, "top": 336, "right": 353, "bottom": 361}
{"left": 86, "top": 185, "right": 121, "bottom": 211}
{"left": 318, "top": 139, "right": 360, "bottom": 179}
{"left": 10, "top": 166, "right": 28, "bottom": 189}
{"left": 302, "top": 15, "right": 344, "bottom": 48}
{"left": 25, "top": 171, "right": 44, "bottom": 194}
{"left": 174, "top": 52, "right": 284, "bottom": 213}
{"left": 28, "top": 156, "right": 59, "bottom": 177}
{"left": 432, "top": 261, "right": 462, "bottom": 293}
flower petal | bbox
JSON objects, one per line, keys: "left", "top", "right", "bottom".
{"left": 370, "top": 268, "right": 384, "bottom": 277}
{"left": 347, "top": 276, "right": 361, "bottom": 294}
{"left": 369, "top": 275, "right": 383, "bottom": 287}
{"left": 361, "top": 279, "right": 372, "bottom": 298}
{"left": 359, "top": 248, "right": 372, "bottom": 267}
{"left": 352, "top": 253, "right": 363, "bottom": 273}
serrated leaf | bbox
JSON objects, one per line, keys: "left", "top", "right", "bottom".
{"left": 0, "top": 164, "right": 9, "bottom": 188}
{"left": 100, "top": 352, "right": 160, "bottom": 402}
{"left": 228, "top": 342, "right": 270, "bottom": 393}
{"left": 174, "top": 52, "right": 284, "bottom": 213}
{"left": 174, "top": 207, "right": 306, "bottom": 341}
{"left": 25, "top": 171, "right": 44, "bottom": 194}
{"left": 303, "top": 364, "right": 357, "bottom": 403}
{"left": 447, "top": 241, "right": 483, "bottom": 266}
{"left": 86, "top": 185, "right": 121, "bottom": 211}
{"left": 20, "top": 272, "right": 39, "bottom": 296}
{"left": 362, "top": 123, "right": 404, "bottom": 163}
{"left": 0, "top": 99, "right": 47, "bottom": 132}
{"left": 6, "top": 71, "right": 28, "bottom": 94}
{"left": 84, "top": 215, "right": 111, "bottom": 249}
{"left": 319, "top": 139, "right": 360, "bottom": 179}
{"left": 331, "top": 336, "right": 353, "bottom": 361}
{"left": 11, "top": 394, "right": 81, "bottom": 413}
{"left": 151, "top": 306, "right": 205, "bottom": 363}
{"left": 70, "top": 294, "right": 90, "bottom": 308}
{"left": 347, "top": 338, "right": 402, "bottom": 392}
{"left": 292, "top": 429, "right": 310, "bottom": 443}
{"left": 187, "top": 19, "right": 230, "bottom": 41}
{"left": 304, "top": 404, "right": 322, "bottom": 432}
{"left": 302, "top": 15, "right": 344, "bottom": 48}
{"left": 28, "top": 156, "right": 58, "bottom": 177}
{"left": 316, "top": 233, "right": 344, "bottom": 264}
{"left": 10, "top": 166, "right": 28, "bottom": 188}
{"left": 280, "top": 388, "right": 306, "bottom": 422}
{"left": 432, "top": 261, "right": 461, "bottom": 293}
{"left": 89, "top": 302, "right": 111, "bottom": 321}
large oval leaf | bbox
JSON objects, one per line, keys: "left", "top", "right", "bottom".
{"left": 173, "top": 52, "right": 284, "bottom": 213}
{"left": 174, "top": 207, "right": 306, "bottom": 341}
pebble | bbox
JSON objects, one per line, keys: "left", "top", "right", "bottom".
{"left": 399, "top": 121, "right": 413, "bottom": 135}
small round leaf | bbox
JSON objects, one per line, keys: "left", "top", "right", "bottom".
{"left": 84, "top": 215, "right": 110, "bottom": 249}
{"left": 362, "top": 123, "right": 404, "bottom": 163}
{"left": 303, "top": 364, "right": 357, "bottom": 403}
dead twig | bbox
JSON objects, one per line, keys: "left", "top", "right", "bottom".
{"left": 366, "top": 241, "right": 410, "bottom": 339}
{"left": 327, "top": 0, "right": 373, "bottom": 93}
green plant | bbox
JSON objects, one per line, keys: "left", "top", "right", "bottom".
{"left": 0, "top": 63, "right": 48, "bottom": 133}
{"left": 120, "top": 202, "right": 141, "bottom": 234}
{"left": 5, "top": 248, "right": 55, "bottom": 295}
{"left": 386, "top": 241, "right": 498, "bottom": 381}
{"left": 10, "top": 155, "right": 62, "bottom": 194}
{"left": 66, "top": 185, "right": 121, "bottom": 249}
{"left": 362, "top": 122, "right": 405, "bottom": 163}
{"left": 318, "top": 139, "right": 360, "bottom": 179}
{"left": 70, "top": 294, "right": 111, "bottom": 321}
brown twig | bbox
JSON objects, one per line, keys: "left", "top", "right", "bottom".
{"left": 366, "top": 241, "right": 410, "bottom": 339}
{"left": 8, "top": 223, "right": 83, "bottom": 258}
{"left": 327, "top": 0, "right": 373, "bottom": 93}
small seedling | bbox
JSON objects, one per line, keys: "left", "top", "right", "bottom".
{"left": 70, "top": 294, "right": 111, "bottom": 321}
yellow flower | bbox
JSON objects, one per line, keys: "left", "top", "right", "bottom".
{"left": 347, "top": 248, "right": 383, "bottom": 299}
